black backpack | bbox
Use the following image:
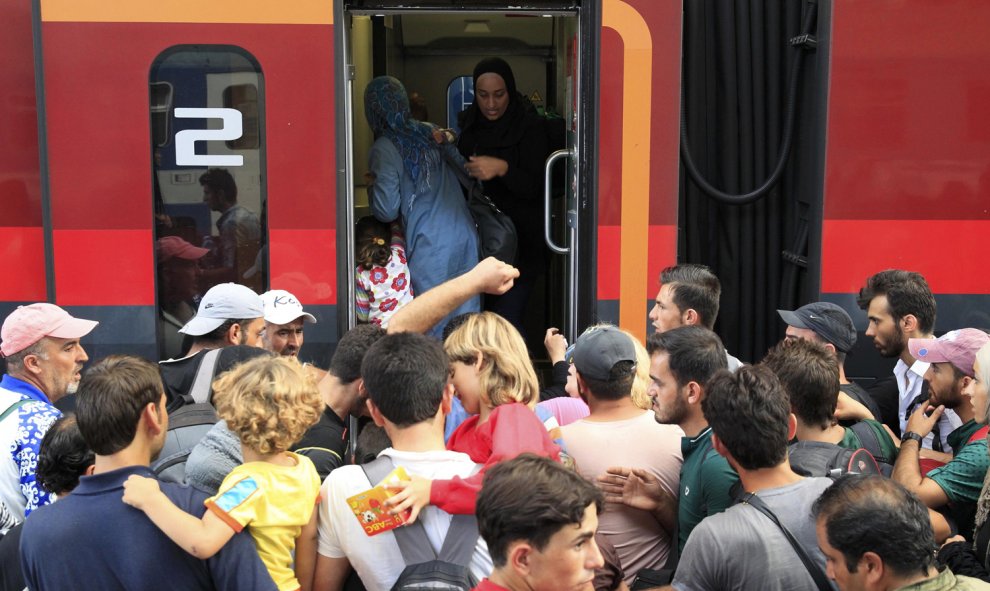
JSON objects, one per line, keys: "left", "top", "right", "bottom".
{"left": 847, "top": 421, "right": 894, "bottom": 476}
{"left": 788, "top": 440, "right": 882, "bottom": 479}
{"left": 361, "top": 456, "right": 480, "bottom": 591}
{"left": 152, "top": 349, "right": 221, "bottom": 484}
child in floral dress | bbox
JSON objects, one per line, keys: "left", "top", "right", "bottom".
{"left": 355, "top": 216, "right": 414, "bottom": 327}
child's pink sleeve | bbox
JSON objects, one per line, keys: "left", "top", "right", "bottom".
{"left": 429, "top": 404, "right": 561, "bottom": 514}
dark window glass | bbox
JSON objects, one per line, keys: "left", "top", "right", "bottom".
{"left": 150, "top": 46, "right": 268, "bottom": 360}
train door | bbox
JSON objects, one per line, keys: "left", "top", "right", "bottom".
{"left": 336, "top": 3, "right": 592, "bottom": 354}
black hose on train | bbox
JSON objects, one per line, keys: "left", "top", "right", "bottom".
{"left": 679, "top": 0, "right": 819, "bottom": 206}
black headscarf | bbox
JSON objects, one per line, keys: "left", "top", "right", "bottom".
{"left": 458, "top": 57, "right": 537, "bottom": 151}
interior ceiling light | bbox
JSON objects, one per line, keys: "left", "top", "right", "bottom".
{"left": 464, "top": 20, "right": 491, "bottom": 34}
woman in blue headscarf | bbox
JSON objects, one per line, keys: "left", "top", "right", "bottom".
{"left": 364, "top": 76, "right": 480, "bottom": 335}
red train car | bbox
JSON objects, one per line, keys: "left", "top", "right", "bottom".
{"left": 1, "top": 0, "right": 988, "bottom": 371}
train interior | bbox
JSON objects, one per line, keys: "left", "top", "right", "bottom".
{"left": 344, "top": 9, "right": 582, "bottom": 368}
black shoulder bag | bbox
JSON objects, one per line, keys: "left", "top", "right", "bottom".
{"left": 739, "top": 492, "right": 832, "bottom": 591}
{"left": 441, "top": 151, "right": 517, "bottom": 264}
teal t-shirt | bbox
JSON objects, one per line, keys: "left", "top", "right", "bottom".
{"left": 929, "top": 420, "right": 989, "bottom": 504}
{"left": 677, "top": 427, "right": 739, "bottom": 551}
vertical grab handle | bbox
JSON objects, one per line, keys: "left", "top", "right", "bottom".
{"left": 544, "top": 149, "right": 573, "bottom": 254}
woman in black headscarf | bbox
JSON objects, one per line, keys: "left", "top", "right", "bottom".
{"left": 457, "top": 57, "right": 551, "bottom": 334}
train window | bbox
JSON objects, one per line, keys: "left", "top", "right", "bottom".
{"left": 150, "top": 46, "right": 268, "bottom": 360}
{"left": 446, "top": 76, "right": 474, "bottom": 133}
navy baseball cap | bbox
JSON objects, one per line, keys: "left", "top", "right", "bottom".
{"left": 777, "top": 302, "right": 857, "bottom": 353}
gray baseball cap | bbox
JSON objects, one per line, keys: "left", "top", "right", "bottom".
{"left": 572, "top": 326, "right": 637, "bottom": 381}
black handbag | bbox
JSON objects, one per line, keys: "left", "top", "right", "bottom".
{"left": 442, "top": 152, "right": 518, "bottom": 264}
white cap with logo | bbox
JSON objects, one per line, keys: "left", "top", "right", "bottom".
{"left": 179, "top": 283, "right": 264, "bottom": 336}
{"left": 261, "top": 290, "right": 317, "bottom": 325}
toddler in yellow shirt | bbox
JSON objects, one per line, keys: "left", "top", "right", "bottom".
{"left": 123, "top": 356, "right": 323, "bottom": 591}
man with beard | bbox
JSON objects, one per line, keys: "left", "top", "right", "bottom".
{"left": 0, "top": 303, "right": 97, "bottom": 533}
{"left": 259, "top": 289, "right": 316, "bottom": 359}
{"left": 858, "top": 270, "right": 960, "bottom": 452}
{"left": 20, "top": 356, "right": 276, "bottom": 591}
{"left": 894, "top": 329, "right": 990, "bottom": 538}
{"left": 260, "top": 289, "right": 327, "bottom": 384}
{"left": 598, "top": 326, "right": 737, "bottom": 553}
{"left": 159, "top": 282, "right": 265, "bottom": 410}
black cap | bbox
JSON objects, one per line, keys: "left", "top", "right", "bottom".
{"left": 777, "top": 302, "right": 857, "bottom": 353}
{"left": 572, "top": 326, "right": 637, "bottom": 381}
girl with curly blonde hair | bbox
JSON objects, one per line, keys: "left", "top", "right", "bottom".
{"left": 123, "top": 356, "right": 324, "bottom": 591}
{"left": 385, "top": 312, "right": 561, "bottom": 521}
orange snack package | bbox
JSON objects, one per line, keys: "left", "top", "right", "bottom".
{"left": 346, "top": 466, "right": 411, "bottom": 536}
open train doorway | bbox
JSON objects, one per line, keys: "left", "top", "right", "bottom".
{"left": 335, "top": 2, "right": 596, "bottom": 365}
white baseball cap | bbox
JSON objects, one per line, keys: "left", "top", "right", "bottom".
{"left": 261, "top": 290, "right": 317, "bottom": 325}
{"left": 180, "top": 283, "right": 264, "bottom": 336}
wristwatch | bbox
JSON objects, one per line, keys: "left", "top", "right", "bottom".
{"left": 901, "top": 431, "right": 924, "bottom": 445}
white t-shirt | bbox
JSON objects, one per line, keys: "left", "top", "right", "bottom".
{"left": 317, "top": 448, "right": 493, "bottom": 591}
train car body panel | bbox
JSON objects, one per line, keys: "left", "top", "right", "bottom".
{"left": 0, "top": 1, "right": 46, "bottom": 305}
{"left": 596, "top": 0, "right": 682, "bottom": 343}
{"left": 3, "top": 0, "right": 986, "bottom": 369}
{"left": 821, "top": 0, "right": 990, "bottom": 360}
{"left": 33, "top": 0, "right": 338, "bottom": 362}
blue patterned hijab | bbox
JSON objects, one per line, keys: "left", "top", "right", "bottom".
{"left": 364, "top": 76, "right": 440, "bottom": 192}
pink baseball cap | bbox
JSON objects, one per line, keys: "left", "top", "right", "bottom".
{"left": 0, "top": 303, "right": 99, "bottom": 357}
{"left": 908, "top": 328, "right": 990, "bottom": 377}
{"left": 157, "top": 236, "right": 209, "bottom": 263}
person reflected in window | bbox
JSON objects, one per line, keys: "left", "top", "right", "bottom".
{"left": 199, "top": 168, "right": 262, "bottom": 292}
{"left": 157, "top": 236, "right": 209, "bottom": 360}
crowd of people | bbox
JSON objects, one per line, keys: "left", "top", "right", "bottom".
{"left": 4, "top": 59, "right": 990, "bottom": 591}
{"left": 2, "top": 258, "right": 990, "bottom": 591}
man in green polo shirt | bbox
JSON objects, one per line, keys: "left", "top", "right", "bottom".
{"left": 599, "top": 325, "right": 738, "bottom": 552}
{"left": 895, "top": 328, "right": 990, "bottom": 539}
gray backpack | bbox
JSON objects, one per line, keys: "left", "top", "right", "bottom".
{"left": 788, "top": 440, "right": 882, "bottom": 479}
{"left": 152, "top": 349, "right": 221, "bottom": 483}
{"left": 361, "top": 456, "right": 480, "bottom": 591}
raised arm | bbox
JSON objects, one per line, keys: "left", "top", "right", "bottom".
{"left": 892, "top": 403, "right": 950, "bottom": 507}
{"left": 387, "top": 257, "right": 519, "bottom": 334}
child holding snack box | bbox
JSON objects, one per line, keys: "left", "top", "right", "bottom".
{"left": 384, "top": 312, "right": 560, "bottom": 521}
{"left": 123, "top": 357, "right": 323, "bottom": 591}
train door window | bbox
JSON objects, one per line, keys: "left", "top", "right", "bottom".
{"left": 149, "top": 46, "right": 268, "bottom": 361}
{"left": 446, "top": 76, "right": 473, "bottom": 132}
